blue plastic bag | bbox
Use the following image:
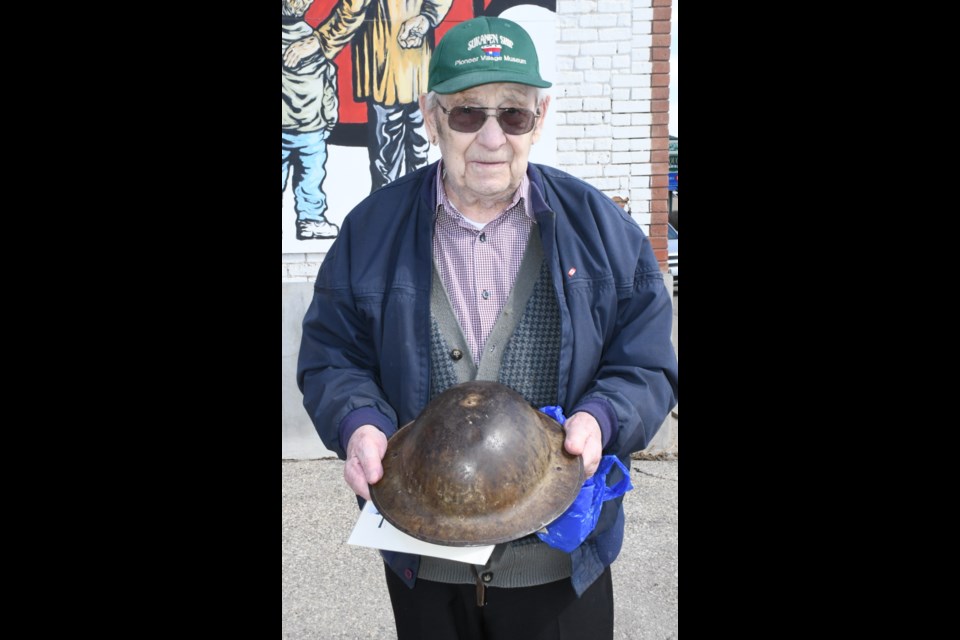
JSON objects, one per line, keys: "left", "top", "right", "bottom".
{"left": 536, "top": 406, "right": 634, "bottom": 553}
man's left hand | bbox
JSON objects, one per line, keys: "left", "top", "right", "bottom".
{"left": 563, "top": 412, "right": 602, "bottom": 478}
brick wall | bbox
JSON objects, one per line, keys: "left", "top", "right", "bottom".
{"left": 282, "top": 0, "right": 672, "bottom": 281}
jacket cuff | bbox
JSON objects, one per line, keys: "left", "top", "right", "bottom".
{"left": 569, "top": 397, "right": 618, "bottom": 449}
{"left": 339, "top": 407, "right": 397, "bottom": 454}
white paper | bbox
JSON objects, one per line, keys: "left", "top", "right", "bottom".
{"left": 347, "top": 500, "right": 495, "bottom": 565}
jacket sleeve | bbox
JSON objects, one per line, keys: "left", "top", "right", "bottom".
{"left": 565, "top": 205, "right": 678, "bottom": 456}
{"left": 296, "top": 225, "right": 399, "bottom": 459}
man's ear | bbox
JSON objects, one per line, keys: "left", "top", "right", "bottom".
{"left": 419, "top": 94, "right": 437, "bottom": 144}
{"left": 531, "top": 95, "right": 551, "bottom": 144}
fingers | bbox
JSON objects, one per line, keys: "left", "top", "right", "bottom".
{"left": 344, "top": 425, "right": 388, "bottom": 499}
{"left": 563, "top": 413, "right": 602, "bottom": 478}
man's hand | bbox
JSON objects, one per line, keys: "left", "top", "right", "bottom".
{"left": 398, "top": 15, "right": 429, "bottom": 49}
{"left": 344, "top": 425, "right": 387, "bottom": 501}
{"left": 563, "top": 412, "right": 603, "bottom": 478}
{"left": 283, "top": 33, "right": 321, "bottom": 68}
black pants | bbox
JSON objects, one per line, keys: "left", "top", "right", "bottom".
{"left": 384, "top": 564, "right": 614, "bottom": 640}
{"left": 366, "top": 101, "right": 430, "bottom": 193}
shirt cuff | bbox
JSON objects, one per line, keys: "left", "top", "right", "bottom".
{"left": 339, "top": 407, "right": 397, "bottom": 454}
{"left": 568, "top": 397, "right": 618, "bottom": 449}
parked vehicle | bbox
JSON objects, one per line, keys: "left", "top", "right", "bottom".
{"left": 668, "top": 136, "right": 678, "bottom": 230}
{"left": 667, "top": 222, "right": 678, "bottom": 294}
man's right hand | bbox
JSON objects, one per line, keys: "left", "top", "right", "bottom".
{"left": 344, "top": 425, "right": 387, "bottom": 501}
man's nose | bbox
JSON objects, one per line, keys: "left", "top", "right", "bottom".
{"left": 475, "top": 114, "right": 507, "bottom": 147}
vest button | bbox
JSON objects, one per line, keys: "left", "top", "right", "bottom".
{"left": 450, "top": 349, "right": 463, "bottom": 361}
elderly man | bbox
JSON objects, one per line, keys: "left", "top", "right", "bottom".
{"left": 298, "top": 16, "right": 678, "bottom": 640}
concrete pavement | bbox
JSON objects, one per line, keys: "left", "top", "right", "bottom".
{"left": 282, "top": 458, "right": 678, "bottom": 639}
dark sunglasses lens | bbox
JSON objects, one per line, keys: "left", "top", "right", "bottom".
{"left": 449, "top": 108, "right": 486, "bottom": 132}
{"left": 499, "top": 109, "right": 534, "bottom": 134}
{"left": 447, "top": 107, "right": 536, "bottom": 134}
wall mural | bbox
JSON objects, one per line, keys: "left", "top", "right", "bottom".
{"left": 282, "top": 0, "right": 558, "bottom": 253}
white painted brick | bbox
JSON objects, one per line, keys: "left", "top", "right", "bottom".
{"left": 567, "top": 112, "right": 604, "bottom": 125}
{"left": 617, "top": 14, "right": 633, "bottom": 27}
{"left": 554, "top": 125, "right": 586, "bottom": 139}
{"left": 557, "top": 15, "right": 579, "bottom": 28}
{"left": 575, "top": 56, "right": 594, "bottom": 70}
{"left": 584, "top": 97, "right": 612, "bottom": 111}
{"left": 593, "top": 137, "right": 612, "bottom": 151}
{"left": 625, "top": 37, "right": 652, "bottom": 51}
{"left": 604, "top": 165, "right": 631, "bottom": 177}
{"left": 287, "top": 262, "right": 322, "bottom": 278}
{"left": 601, "top": 27, "right": 634, "bottom": 41}
{"left": 558, "top": 151, "right": 585, "bottom": 165}
{"left": 612, "top": 125, "right": 652, "bottom": 139}
{"left": 565, "top": 164, "right": 602, "bottom": 179}
{"left": 556, "top": 57, "right": 574, "bottom": 71}
{"left": 561, "top": 28, "right": 599, "bottom": 42}
{"left": 631, "top": 21, "right": 652, "bottom": 35}
{"left": 580, "top": 42, "right": 618, "bottom": 56}
{"left": 584, "top": 124, "right": 612, "bottom": 138}
{"left": 610, "top": 75, "right": 647, "bottom": 88}
{"left": 630, "top": 163, "right": 654, "bottom": 175}
{"left": 588, "top": 177, "right": 622, "bottom": 190}
{"left": 557, "top": 0, "right": 597, "bottom": 13}
{"left": 557, "top": 138, "right": 577, "bottom": 152}
{"left": 611, "top": 88, "right": 630, "bottom": 100}
{"left": 612, "top": 151, "right": 647, "bottom": 163}
{"left": 612, "top": 100, "right": 647, "bottom": 113}
{"left": 630, "top": 60, "right": 654, "bottom": 73}
{"left": 574, "top": 138, "right": 595, "bottom": 151}
{"left": 631, "top": 113, "right": 655, "bottom": 125}
{"left": 598, "top": 2, "right": 632, "bottom": 13}
{"left": 552, "top": 112, "right": 567, "bottom": 125}
{"left": 632, "top": 212, "right": 652, "bottom": 228}
{"left": 557, "top": 84, "right": 581, "bottom": 98}
{"left": 282, "top": 253, "right": 308, "bottom": 263}
{"left": 554, "top": 97, "right": 583, "bottom": 112}
{"left": 633, "top": 8, "right": 654, "bottom": 21}
{"left": 555, "top": 43, "right": 581, "bottom": 57}
{"left": 586, "top": 151, "right": 612, "bottom": 164}
{"left": 612, "top": 139, "right": 634, "bottom": 151}
{"left": 579, "top": 14, "right": 619, "bottom": 28}
{"left": 591, "top": 70, "right": 612, "bottom": 84}
{"left": 631, "top": 50, "right": 652, "bottom": 64}
{"left": 631, "top": 87, "right": 654, "bottom": 100}
{"left": 580, "top": 83, "right": 605, "bottom": 96}
{"left": 613, "top": 55, "right": 631, "bottom": 69}
{"left": 556, "top": 71, "right": 585, "bottom": 85}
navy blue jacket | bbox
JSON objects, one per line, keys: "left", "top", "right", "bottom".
{"left": 298, "top": 161, "right": 678, "bottom": 595}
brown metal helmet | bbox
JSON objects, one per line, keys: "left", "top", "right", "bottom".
{"left": 369, "top": 381, "right": 584, "bottom": 546}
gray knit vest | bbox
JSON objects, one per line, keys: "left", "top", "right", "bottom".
{"left": 419, "top": 231, "right": 571, "bottom": 588}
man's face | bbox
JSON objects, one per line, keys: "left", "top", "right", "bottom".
{"left": 421, "top": 83, "right": 550, "bottom": 214}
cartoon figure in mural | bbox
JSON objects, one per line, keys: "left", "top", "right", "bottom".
{"left": 282, "top": 0, "right": 342, "bottom": 240}
{"left": 284, "top": 0, "right": 454, "bottom": 194}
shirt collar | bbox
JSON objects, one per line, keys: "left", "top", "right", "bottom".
{"left": 435, "top": 159, "right": 534, "bottom": 224}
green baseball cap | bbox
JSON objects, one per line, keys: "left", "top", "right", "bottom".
{"left": 428, "top": 16, "right": 552, "bottom": 94}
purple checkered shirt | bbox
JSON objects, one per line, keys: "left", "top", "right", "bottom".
{"left": 433, "top": 162, "right": 535, "bottom": 366}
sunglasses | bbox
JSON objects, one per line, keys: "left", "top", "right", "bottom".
{"left": 437, "top": 102, "right": 541, "bottom": 135}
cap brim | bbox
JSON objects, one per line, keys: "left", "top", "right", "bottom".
{"left": 431, "top": 69, "right": 552, "bottom": 95}
{"left": 370, "top": 412, "right": 583, "bottom": 547}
